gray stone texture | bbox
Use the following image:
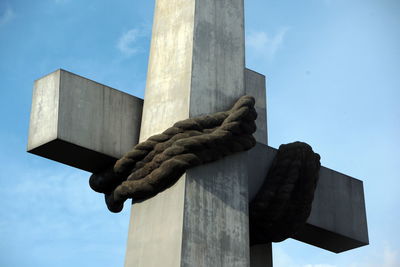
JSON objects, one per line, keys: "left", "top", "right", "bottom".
{"left": 245, "top": 69, "right": 267, "bottom": 145}
{"left": 27, "top": 69, "right": 143, "bottom": 173}
{"left": 244, "top": 68, "right": 272, "bottom": 267}
{"left": 294, "top": 166, "right": 369, "bottom": 253}
{"left": 248, "top": 143, "right": 369, "bottom": 253}
{"left": 90, "top": 96, "right": 257, "bottom": 213}
{"left": 125, "top": 0, "right": 250, "bottom": 266}
{"left": 26, "top": 0, "right": 369, "bottom": 265}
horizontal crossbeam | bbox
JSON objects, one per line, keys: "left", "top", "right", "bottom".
{"left": 28, "top": 69, "right": 368, "bottom": 255}
{"left": 27, "top": 69, "right": 143, "bottom": 173}
{"left": 248, "top": 144, "right": 369, "bottom": 253}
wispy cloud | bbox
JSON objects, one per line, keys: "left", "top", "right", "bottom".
{"left": 0, "top": 6, "right": 15, "bottom": 26}
{"left": 349, "top": 245, "right": 400, "bottom": 267}
{"left": 117, "top": 28, "right": 143, "bottom": 57}
{"left": 273, "top": 244, "right": 400, "bottom": 267}
{"left": 0, "top": 162, "right": 129, "bottom": 266}
{"left": 382, "top": 246, "right": 400, "bottom": 267}
{"left": 273, "top": 247, "right": 337, "bottom": 267}
{"left": 246, "top": 27, "right": 290, "bottom": 60}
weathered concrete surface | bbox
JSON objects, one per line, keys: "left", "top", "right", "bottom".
{"left": 182, "top": 153, "right": 250, "bottom": 266}
{"left": 125, "top": 0, "right": 249, "bottom": 266}
{"left": 244, "top": 68, "right": 272, "bottom": 267}
{"left": 125, "top": 177, "right": 186, "bottom": 267}
{"left": 184, "top": 0, "right": 249, "bottom": 261}
{"left": 294, "top": 166, "right": 369, "bottom": 253}
{"left": 27, "top": 69, "right": 143, "bottom": 173}
{"left": 138, "top": 0, "right": 194, "bottom": 141}
{"left": 124, "top": 0, "right": 194, "bottom": 265}
{"left": 245, "top": 69, "right": 267, "bottom": 145}
{"left": 247, "top": 143, "right": 369, "bottom": 253}
{"left": 189, "top": 0, "right": 245, "bottom": 116}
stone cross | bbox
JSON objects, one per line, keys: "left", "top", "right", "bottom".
{"left": 27, "top": 1, "right": 368, "bottom": 266}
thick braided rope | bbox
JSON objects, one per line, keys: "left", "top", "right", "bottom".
{"left": 90, "top": 95, "right": 257, "bottom": 212}
{"left": 249, "top": 141, "right": 321, "bottom": 244}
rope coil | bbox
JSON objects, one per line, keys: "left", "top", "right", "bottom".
{"left": 89, "top": 95, "right": 321, "bottom": 244}
{"left": 90, "top": 95, "right": 258, "bottom": 212}
{"left": 249, "top": 142, "right": 321, "bottom": 244}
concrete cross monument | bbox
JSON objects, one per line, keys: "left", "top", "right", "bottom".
{"left": 27, "top": 1, "right": 368, "bottom": 266}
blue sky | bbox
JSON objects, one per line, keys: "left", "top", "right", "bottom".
{"left": 0, "top": 0, "right": 399, "bottom": 266}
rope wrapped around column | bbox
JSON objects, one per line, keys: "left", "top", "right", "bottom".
{"left": 90, "top": 95, "right": 258, "bottom": 213}
{"left": 249, "top": 142, "right": 321, "bottom": 244}
{"left": 89, "top": 95, "right": 321, "bottom": 244}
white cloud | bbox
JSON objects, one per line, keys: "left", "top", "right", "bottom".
{"left": 273, "top": 247, "right": 337, "bottom": 267}
{"left": 382, "top": 246, "right": 400, "bottom": 267}
{"left": 348, "top": 245, "right": 400, "bottom": 267}
{"left": 5, "top": 168, "right": 101, "bottom": 215}
{"left": 117, "top": 28, "right": 141, "bottom": 56}
{"left": 0, "top": 7, "right": 15, "bottom": 26}
{"left": 0, "top": 160, "right": 130, "bottom": 266}
{"left": 0, "top": 163, "right": 130, "bottom": 242}
{"left": 273, "top": 244, "right": 400, "bottom": 267}
{"left": 246, "top": 27, "right": 290, "bottom": 60}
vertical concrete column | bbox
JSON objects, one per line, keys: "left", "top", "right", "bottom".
{"left": 245, "top": 69, "right": 267, "bottom": 145}
{"left": 125, "top": 0, "right": 249, "bottom": 267}
{"left": 181, "top": 1, "right": 248, "bottom": 266}
{"left": 244, "top": 69, "right": 272, "bottom": 267}
{"left": 250, "top": 243, "right": 273, "bottom": 267}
